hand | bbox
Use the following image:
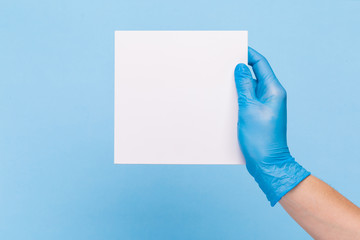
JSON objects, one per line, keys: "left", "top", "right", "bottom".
{"left": 234, "top": 47, "right": 310, "bottom": 206}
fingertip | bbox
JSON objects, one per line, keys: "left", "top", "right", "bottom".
{"left": 248, "top": 47, "right": 265, "bottom": 66}
{"left": 234, "top": 64, "right": 257, "bottom": 100}
{"left": 235, "top": 63, "right": 247, "bottom": 71}
{"left": 234, "top": 63, "right": 252, "bottom": 78}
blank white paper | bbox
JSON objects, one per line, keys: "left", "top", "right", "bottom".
{"left": 114, "top": 31, "right": 247, "bottom": 164}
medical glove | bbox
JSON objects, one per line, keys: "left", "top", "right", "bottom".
{"left": 234, "top": 47, "right": 310, "bottom": 206}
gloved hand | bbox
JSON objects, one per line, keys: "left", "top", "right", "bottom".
{"left": 234, "top": 47, "right": 310, "bottom": 206}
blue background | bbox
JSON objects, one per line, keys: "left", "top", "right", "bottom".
{"left": 1, "top": 0, "right": 359, "bottom": 239}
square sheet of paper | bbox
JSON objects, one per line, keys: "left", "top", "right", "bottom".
{"left": 115, "top": 31, "right": 247, "bottom": 164}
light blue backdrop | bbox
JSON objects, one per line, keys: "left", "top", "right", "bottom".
{"left": 1, "top": 0, "right": 359, "bottom": 239}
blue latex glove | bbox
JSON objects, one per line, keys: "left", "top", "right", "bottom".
{"left": 234, "top": 47, "right": 310, "bottom": 206}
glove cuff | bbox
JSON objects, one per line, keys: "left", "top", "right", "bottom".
{"left": 255, "top": 159, "right": 311, "bottom": 207}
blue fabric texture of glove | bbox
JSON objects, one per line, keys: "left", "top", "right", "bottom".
{"left": 234, "top": 47, "right": 310, "bottom": 206}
